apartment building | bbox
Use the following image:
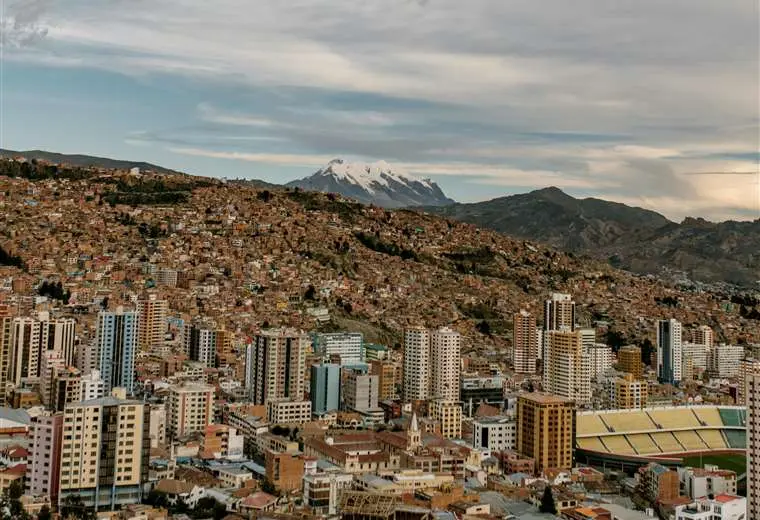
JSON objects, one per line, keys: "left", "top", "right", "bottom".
{"left": 513, "top": 310, "right": 539, "bottom": 374}
{"left": 707, "top": 344, "right": 744, "bottom": 378}
{"left": 544, "top": 329, "right": 591, "bottom": 406}
{"left": 95, "top": 308, "right": 138, "bottom": 394}
{"left": 403, "top": 327, "right": 430, "bottom": 402}
{"left": 430, "top": 327, "right": 461, "bottom": 402}
{"left": 657, "top": 319, "right": 683, "bottom": 385}
{"left": 310, "top": 363, "right": 341, "bottom": 415}
{"left": 166, "top": 383, "right": 214, "bottom": 440}
{"left": 618, "top": 345, "right": 643, "bottom": 379}
{"left": 27, "top": 412, "right": 63, "bottom": 504}
{"left": 516, "top": 393, "right": 575, "bottom": 472}
{"left": 369, "top": 360, "right": 396, "bottom": 401}
{"left": 245, "top": 329, "right": 308, "bottom": 405}
{"left": 429, "top": 399, "right": 462, "bottom": 439}
{"left": 136, "top": 294, "right": 168, "bottom": 350}
{"left": 747, "top": 373, "right": 760, "bottom": 520}
{"left": 609, "top": 373, "right": 648, "bottom": 409}
{"left": 472, "top": 416, "right": 516, "bottom": 452}
{"left": 314, "top": 332, "right": 363, "bottom": 365}
{"left": 343, "top": 369, "right": 379, "bottom": 413}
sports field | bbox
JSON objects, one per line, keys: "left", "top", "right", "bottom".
{"left": 682, "top": 453, "right": 747, "bottom": 475}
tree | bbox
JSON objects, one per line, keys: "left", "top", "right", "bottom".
{"left": 37, "top": 505, "right": 51, "bottom": 520}
{"left": 539, "top": 486, "right": 557, "bottom": 514}
{"left": 60, "top": 495, "right": 95, "bottom": 520}
{"left": 260, "top": 479, "right": 278, "bottom": 495}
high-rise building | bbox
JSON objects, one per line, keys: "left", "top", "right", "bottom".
{"left": 588, "top": 344, "right": 613, "bottom": 378}
{"left": 166, "top": 383, "right": 214, "bottom": 440}
{"left": 310, "top": 363, "right": 341, "bottom": 415}
{"left": 343, "top": 369, "right": 378, "bottom": 413}
{"left": 58, "top": 391, "right": 150, "bottom": 510}
{"left": 516, "top": 393, "right": 575, "bottom": 473}
{"left": 738, "top": 358, "right": 760, "bottom": 405}
{"left": 403, "top": 327, "right": 430, "bottom": 402}
{"left": 40, "top": 350, "right": 66, "bottom": 409}
{"left": 369, "top": 360, "right": 395, "bottom": 401}
{"left": 544, "top": 293, "right": 575, "bottom": 332}
{"left": 618, "top": 346, "right": 643, "bottom": 379}
{"left": 429, "top": 399, "right": 462, "bottom": 439}
{"left": 472, "top": 416, "right": 516, "bottom": 452}
{"left": 245, "top": 329, "right": 308, "bottom": 405}
{"left": 187, "top": 324, "right": 217, "bottom": 368}
{"left": 707, "top": 344, "right": 744, "bottom": 379}
{"left": 0, "top": 306, "right": 13, "bottom": 405}
{"left": 610, "top": 373, "right": 648, "bottom": 409}
{"left": 314, "top": 332, "right": 363, "bottom": 365}
{"left": 95, "top": 308, "right": 138, "bottom": 394}
{"left": 430, "top": 327, "right": 461, "bottom": 401}
{"left": 513, "top": 311, "right": 539, "bottom": 374}
{"left": 682, "top": 342, "right": 709, "bottom": 371}
{"left": 693, "top": 325, "right": 714, "bottom": 348}
{"left": 657, "top": 319, "right": 683, "bottom": 385}
{"left": 544, "top": 330, "right": 591, "bottom": 406}
{"left": 27, "top": 412, "right": 63, "bottom": 504}
{"left": 10, "top": 312, "right": 75, "bottom": 386}
{"left": 747, "top": 373, "right": 760, "bottom": 519}
{"left": 136, "top": 294, "right": 168, "bottom": 350}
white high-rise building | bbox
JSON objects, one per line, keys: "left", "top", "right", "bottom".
{"left": 343, "top": 369, "right": 379, "bottom": 412}
{"left": 544, "top": 329, "right": 591, "bottom": 406}
{"left": 588, "top": 344, "right": 613, "bottom": 378}
{"left": 244, "top": 328, "right": 308, "bottom": 405}
{"left": 167, "top": 383, "right": 214, "bottom": 440}
{"left": 543, "top": 293, "right": 575, "bottom": 332}
{"left": 738, "top": 358, "right": 760, "bottom": 405}
{"left": 80, "top": 369, "right": 106, "bottom": 401}
{"left": 513, "top": 311, "right": 539, "bottom": 374}
{"left": 657, "top": 319, "right": 683, "bottom": 385}
{"left": 682, "top": 342, "right": 709, "bottom": 370}
{"left": 747, "top": 373, "right": 760, "bottom": 519}
{"left": 431, "top": 327, "right": 461, "bottom": 401}
{"left": 10, "top": 312, "right": 75, "bottom": 386}
{"left": 95, "top": 308, "right": 138, "bottom": 394}
{"left": 315, "top": 332, "right": 364, "bottom": 365}
{"left": 693, "top": 325, "right": 714, "bottom": 348}
{"left": 707, "top": 344, "right": 745, "bottom": 379}
{"left": 403, "top": 327, "right": 430, "bottom": 401}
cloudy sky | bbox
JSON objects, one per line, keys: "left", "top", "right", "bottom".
{"left": 1, "top": 0, "right": 758, "bottom": 220}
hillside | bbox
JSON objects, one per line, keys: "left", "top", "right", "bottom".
{"left": 0, "top": 149, "right": 183, "bottom": 176}
{"left": 425, "top": 188, "right": 760, "bottom": 287}
{"left": 1, "top": 160, "right": 757, "bottom": 353}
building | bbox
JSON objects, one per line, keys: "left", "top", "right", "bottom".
{"left": 40, "top": 350, "right": 66, "bottom": 409}
{"left": 80, "top": 369, "right": 106, "bottom": 401}
{"left": 202, "top": 424, "right": 244, "bottom": 459}
{"left": 26, "top": 412, "right": 63, "bottom": 504}
{"left": 136, "top": 294, "right": 168, "bottom": 349}
{"left": 738, "top": 358, "right": 760, "bottom": 405}
{"left": 403, "top": 327, "right": 430, "bottom": 402}
{"left": 610, "top": 373, "right": 648, "bottom": 409}
{"left": 544, "top": 330, "right": 591, "bottom": 406}
{"left": 364, "top": 344, "right": 388, "bottom": 362}
{"left": 707, "top": 344, "right": 744, "bottom": 378}
{"left": 640, "top": 463, "right": 680, "bottom": 503}
{"left": 149, "top": 404, "right": 166, "bottom": 448}
{"left": 0, "top": 307, "right": 12, "bottom": 405}
{"left": 516, "top": 393, "right": 574, "bottom": 472}
{"left": 680, "top": 466, "right": 737, "bottom": 499}
{"left": 369, "top": 360, "right": 395, "bottom": 401}
{"left": 265, "top": 450, "right": 304, "bottom": 492}
{"left": 245, "top": 329, "right": 308, "bottom": 405}
{"left": 675, "top": 495, "right": 747, "bottom": 520}
{"left": 430, "top": 327, "right": 460, "bottom": 402}
{"left": 429, "top": 399, "right": 462, "bottom": 439}
{"left": 472, "top": 416, "right": 516, "bottom": 452}
{"left": 95, "top": 308, "right": 138, "bottom": 394}
{"left": 10, "top": 313, "right": 75, "bottom": 386}
{"left": 682, "top": 342, "right": 709, "bottom": 371}
{"left": 310, "top": 363, "right": 341, "bottom": 415}
{"left": 315, "top": 332, "right": 363, "bottom": 365}
{"left": 460, "top": 375, "right": 504, "bottom": 416}
{"left": 588, "top": 344, "right": 614, "bottom": 378}
{"left": 266, "top": 399, "right": 312, "bottom": 424}
{"left": 343, "top": 369, "right": 379, "bottom": 413}
{"left": 58, "top": 392, "right": 150, "bottom": 510}
{"left": 748, "top": 373, "right": 760, "bottom": 520}
{"left": 657, "top": 319, "right": 683, "bottom": 385}
{"left": 186, "top": 321, "right": 217, "bottom": 368}
{"left": 618, "top": 345, "right": 643, "bottom": 379}
{"left": 513, "top": 311, "right": 539, "bottom": 374}
{"left": 544, "top": 293, "right": 575, "bottom": 332}
{"left": 302, "top": 463, "right": 353, "bottom": 516}
{"left": 693, "top": 326, "right": 714, "bottom": 349}
{"left": 166, "top": 383, "right": 214, "bottom": 440}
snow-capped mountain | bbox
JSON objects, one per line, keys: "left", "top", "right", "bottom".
{"left": 286, "top": 159, "right": 454, "bottom": 208}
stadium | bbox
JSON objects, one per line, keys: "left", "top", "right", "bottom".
{"left": 575, "top": 405, "right": 746, "bottom": 473}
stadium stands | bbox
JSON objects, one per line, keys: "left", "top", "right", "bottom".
{"left": 577, "top": 414, "right": 609, "bottom": 436}
{"left": 626, "top": 434, "right": 661, "bottom": 455}
{"left": 724, "top": 430, "right": 746, "bottom": 449}
{"left": 647, "top": 409, "right": 700, "bottom": 430}
{"left": 692, "top": 407, "right": 723, "bottom": 427}
{"left": 650, "top": 432, "right": 684, "bottom": 453}
{"left": 673, "top": 431, "right": 708, "bottom": 451}
{"left": 697, "top": 430, "right": 728, "bottom": 449}
{"left": 601, "top": 436, "right": 636, "bottom": 455}
{"left": 600, "top": 411, "right": 656, "bottom": 432}
{"left": 718, "top": 408, "right": 746, "bottom": 427}
{"left": 577, "top": 437, "right": 608, "bottom": 452}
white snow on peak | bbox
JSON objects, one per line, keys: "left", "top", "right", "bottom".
{"left": 318, "top": 159, "right": 433, "bottom": 194}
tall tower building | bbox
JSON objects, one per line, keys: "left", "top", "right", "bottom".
{"left": 95, "top": 308, "right": 138, "bottom": 394}
{"left": 58, "top": 392, "right": 150, "bottom": 510}
{"left": 430, "top": 327, "right": 461, "bottom": 402}
{"left": 27, "top": 412, "right": 63, "bottom": 504}
{"left": 544, "top": 293, "right": 576, "bottom": 332}
{"left": 738, "top": 359, "right": 760, "bottom": 405}
{"left": 187, "top": 325, "right": 217, "bottom": 368}
{"left": 513, "top": 311, "right": 539, "bottom": 374}
{"left": 310, "top": 363, "right": 341, "bottom": 415}
{"left": 618, "top": 346, "right": 643, "bottom": 379}
{"left": 166, "top": 383, "right": 214, "bottom": 440}
{"left": 403, "top": 327, "right": 431, "bottom": 402}
{"left": 693, "top": 325, "right": 714, "bottom": 348}
{"left": 657, "top": 319, "right": 683, "bottom": 385}
{"left": 0, "top": 305, "right": 13, "bottom": 405}
{"left": 369, "top": 360, "right": 396, "bottom": 401}
{"left": 747, "top": 373, "right": 760, "bottom": 520}
{"left": 10, "top": 312, "right": 75, "bottom": 386}
{"left": 245, "top": 329, "right": 308, "bottom": 405}
{"left": 136, "top": 294, "right": 168, "bottom": 350}
{"left": 40, "top": 350, "right": 66, "bottom": 409}
{"left": 315, "top": 332, "right": 364, "bottom": 365}
{"left": 516, "top": 393, "right": 575, "bottom": 473}
{"left": 544, "top": 330, "right": 591, "bottom": 406}
{"left": 343, "top": 369, "right": 379, "bottom": 412}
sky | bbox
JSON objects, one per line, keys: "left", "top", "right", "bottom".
{"left": 1, "top": 0, "right": 758, "bottom": 221}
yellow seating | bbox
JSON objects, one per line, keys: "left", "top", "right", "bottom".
{"left": 674, "top": 431, "right": 708, "bottom": 451}
{"left": 647, "top": 409, "right": 700, "bottom": 430}
{"left": 692, "top": 408, "right": 723, "bottom": 427}
{"left": 577, "top": 415, "right": 610, "bottom": 436}
{"left": 626, "top": 434, "right": 661, "bottom": 455}
{"left": 651, "top": 432, "right": 683, "bottom": 453}
{"left": 601, "top": 412, "right": 656, "bottom": 432}
{"left": 576, "top": 437, "right": 608, "bottom": 452}
{"left": 601, "top": 435, "right": 636, "bottom": 455}
{"left": 698, "top": 429, "right": 728, "bottom": 449}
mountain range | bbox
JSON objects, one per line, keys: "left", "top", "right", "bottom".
{"left": 4, "top": 149, "right": 757, "bottom": 286}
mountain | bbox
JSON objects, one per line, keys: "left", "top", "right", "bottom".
{"left": 424, "top": 187, "right": 760, "bottom": 287}
{"left": 286, "top": 159, "right": 454, "bottom": 208}
{"left": 0, "top": 149, "right": 183, "bottom": 176}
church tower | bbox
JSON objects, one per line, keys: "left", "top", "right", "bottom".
{"left": 407, "top": 411, "right": 421, "bottom": 451}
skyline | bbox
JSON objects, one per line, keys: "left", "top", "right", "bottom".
{"left": 1, "top": 0, "right": 758, "bottom": 221}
